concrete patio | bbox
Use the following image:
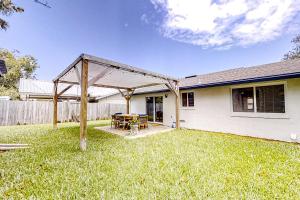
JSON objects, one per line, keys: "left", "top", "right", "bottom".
{"left": 95, "top": 123, "right": 174, "bottom": 139}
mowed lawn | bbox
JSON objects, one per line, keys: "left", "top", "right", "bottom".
{"left": 0, "top": 121, "right": 299, "bottom": 199}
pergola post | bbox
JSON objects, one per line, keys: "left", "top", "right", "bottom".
{"left": 118, "top": 89, "right": 134, "bottom": 114}
{"left": 126, "top": 96, "right": 130, "bottom": 114}
{"left": 166, "top": 81, "right": 180, "bottom": 129}
{"left": 80, "top": 59, "right": 89, "bottom": 151}
{"left": 53, "top": 81, "right": 58, "bottom": 129}
{"left": 175, "top": 81, "right": 180, "bottom": 129}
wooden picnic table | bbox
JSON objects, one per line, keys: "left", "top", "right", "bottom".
{"left": 113, "top": 114, "right": 148, "bottom": 130}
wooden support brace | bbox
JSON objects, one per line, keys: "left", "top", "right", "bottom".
{"left": 118, "top": 89, "right": 135, "bottom": 114}
{"left": 75, "top": 65, "right": 81, "bottom": 84}
{"left": 57, "top": 84, "right": 73, "bottom": 97}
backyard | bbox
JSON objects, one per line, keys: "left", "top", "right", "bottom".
{"left": 0, "top": 121, "right": 299, "bottom": 199}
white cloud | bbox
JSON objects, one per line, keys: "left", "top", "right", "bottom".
{"left": 141, "top": 14, "right": 149, "bottom": 24}
{"left": 149, "top": 0, "right": 300, "bottom": 48}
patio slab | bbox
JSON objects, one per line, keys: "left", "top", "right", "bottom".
{"left": 95, "top": 124, "right": 174, "bottom": 139}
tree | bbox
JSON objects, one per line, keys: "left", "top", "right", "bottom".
{"left": 0, "top": 0, "right": 24, "bottom": 30}
{"left": 0, "top": 49, "right": 39, "bottom": 99}
{"left": 283, "top": 35, "right": 300, "bottom": 60}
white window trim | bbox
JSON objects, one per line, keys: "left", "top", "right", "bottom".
{"left": 230, "top": 81, "right": 289, "bottom": 119}
{"left": 180, "top": 91, "right": 195, "bottom": 109}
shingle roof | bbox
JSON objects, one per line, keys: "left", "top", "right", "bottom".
{"left": 0, "top": 60, "right": 7, "bottom": 75}
{"left": 179, "top": 58, "right": 300, "bottom": 88}
{"left": 133, "top": 58, "right": 300, "bottom": 95}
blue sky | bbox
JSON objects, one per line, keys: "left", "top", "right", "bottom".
{"left": 0, "top": 0, "right": 299, "bottom": 80}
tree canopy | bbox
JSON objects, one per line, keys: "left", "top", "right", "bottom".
{"left": 283, "top": 35, "right": 300, "bottom": 60}
{"left": 0, "top": 49, "right": 39, "bottom": 99}
{"left": 0, "top": 0, "right": 24, "bottom": 30}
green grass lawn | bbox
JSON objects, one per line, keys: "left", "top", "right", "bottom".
{"left": 0, "top": 121, "right": 299, "bottom": 199}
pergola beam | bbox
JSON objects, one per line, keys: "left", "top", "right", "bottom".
{"left": 133, "top": 83, "right": 162, "bottom": 89}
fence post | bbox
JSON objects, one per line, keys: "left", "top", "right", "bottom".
{"left": 53, "top": 81, "right": 58, "bottom": 129}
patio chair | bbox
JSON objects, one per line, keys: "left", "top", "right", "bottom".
{"left": 115, "top": 115, "right": 129, "bottom": 129}
{"left": 111, "top": 113, "right": 122, "bottom": 128}
{"left": 138, "top": 114, "right": 148, "bottom": 129}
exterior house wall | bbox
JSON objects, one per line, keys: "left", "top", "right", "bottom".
{"left": 97, "top": 93, "right": 126, "bottom": 104}
{"left": 131, "top": 78, "right": 300, "bottom": 143}
{"left": 131, "top": 91, "right": 176, "bottom": 127}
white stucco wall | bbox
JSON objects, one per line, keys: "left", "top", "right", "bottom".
{"left": 97, "top": 93, "right": 126, "bottom": 104}
{"left": 131, "top": 91, "right": 176, "bottom": 127}
{"left": 131, "top": 78, "right": 300, "bottom": 143}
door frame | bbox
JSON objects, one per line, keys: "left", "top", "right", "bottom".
{"left": 145, "top": 96, "right": 163, "bottom": 124}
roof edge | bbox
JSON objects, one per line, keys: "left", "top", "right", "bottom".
{"left": 180, "top": 72, "right": 300, "bottom": 90}
{"left": 53, "top": 54, "right": 84, "bottom": 82}
{"left": 133, "top": 72, "right": 300, "bottom": 95}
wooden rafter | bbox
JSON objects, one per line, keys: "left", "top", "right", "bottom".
{"left": 88, "top": 68, "right": 112, "bottom": 86}
{"left": 57, "top": 80, "right": 131, "bottom": 90}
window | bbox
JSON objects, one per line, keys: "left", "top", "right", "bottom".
{"left": 256, "top": 85, "right": 285, "bottom": 113}
{"left": 232, "top": 87, "right": 254, "bottom": 112}
{"left": 182, "top": 92, "right": 194, "bottom": 107}
{"left": 188, "top": 92, "right": 194, "bottom": 107}
{"left": 232, "top": 84, "right": 285, "bottom": 113}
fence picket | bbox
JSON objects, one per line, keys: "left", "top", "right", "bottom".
{"left": 0, "top": 101, "right": 125, "bottom": 126}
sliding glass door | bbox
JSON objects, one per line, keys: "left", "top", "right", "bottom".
{"left": 146, "top": 97, "right": 154, "bottom": 122}
{"left": 146, "top": 96, "right": 163, "bottom": 123}
{"left": 155, "top": 96, "right": 163, "bottom": 122}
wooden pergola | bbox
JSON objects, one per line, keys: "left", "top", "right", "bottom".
{"left": 53, "top": 54, "right": 179, "bottom": 151}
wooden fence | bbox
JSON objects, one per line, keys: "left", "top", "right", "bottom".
{"left": 0, "top": 101, "right": 126, "bottom": 126}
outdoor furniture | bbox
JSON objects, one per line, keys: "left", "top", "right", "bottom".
{"left": 114, "top": 114, "right": 148, "bottom": 130}
{"left": 115, "top": 114, "right": 135, "bottom": 129}
{"left": 138, "top": 114, "right": 148, "bottom": 129}
{"left": 111, "top": 112, "right": 122, "bottom": 128}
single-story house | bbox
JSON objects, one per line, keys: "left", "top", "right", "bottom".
{"left": 125, "top": 58, "right": 300, "bottom": 143}
{"left": 18, "top": 78, "right": 123, "bottom": 102}
{"left": 0, "top": 60, "right": 7, "bottom": 76}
